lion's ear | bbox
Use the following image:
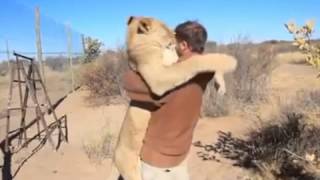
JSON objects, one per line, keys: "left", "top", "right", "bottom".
{"left": 127, "top": 16, "right": 134, "bottom": 25}
{"left": 137, "top": 18, "right": 152, "bottom": 34}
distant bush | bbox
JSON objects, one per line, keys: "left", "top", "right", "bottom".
{"left": 80, "top": 49, "right": 128, "bottom": 100}
{"left": 201, "top": 80, "right": 231, "bottom": 117}
{"left": 260, "top": 40, "right": 297, "bottom": 54}
{"left": 82, "top": 37, "right": 104, "bottom": 64}
{"left": 45, "top": 56, "right": 68, "bottom": 71}
{"left": 226, "top": 43, "right": 276, "bottom": 103}
{"left": 202, "top": 38, "right": 277, "bottom": 117}
{"left": 0, "top": 61, "right": 9, "bottom": 76}
{"left": 205, "top": 41, "right": 218, "bottom": 52}
{"left": 45, "top": 55, "right": 82, "bottom": 72}
{"left": 280, "top": 89, "right": 320, "bottom": 123}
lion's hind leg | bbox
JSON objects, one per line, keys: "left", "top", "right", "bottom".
{"left": 113, "top": 106, "right": 151, "bottom": 180}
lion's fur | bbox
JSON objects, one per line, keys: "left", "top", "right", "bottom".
{"left": 112, "top": 16, "right": 237, "bottom": 180}
{"left": 126, "top": 16, "right": 237, "bottom": 96}
{"left": 113, "top": 106, "right": 150, "bottom": 180}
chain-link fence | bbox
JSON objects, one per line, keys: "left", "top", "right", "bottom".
{"left": 0, "top": 0, "right": 102, "bottom": 111}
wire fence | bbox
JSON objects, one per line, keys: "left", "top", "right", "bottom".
{"left": 0, "top": 0, "right": 101, "bottom": 111}
{"left": 0, "top": 1, "right": 85, "bottom": 57}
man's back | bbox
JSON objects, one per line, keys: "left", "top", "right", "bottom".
{"left": 140, "top": 73, "right": 213, "bottom": 168}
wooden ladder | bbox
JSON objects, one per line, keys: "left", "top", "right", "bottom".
{"left": 4, "top": 52, "right": 67, "bottom": 153}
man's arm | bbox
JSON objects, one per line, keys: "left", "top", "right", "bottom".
{"left": 122, "top": 69, "right": 150, "bottom": 94}
{"left": 122, "top": 69, "right": 172, "bottom": 104}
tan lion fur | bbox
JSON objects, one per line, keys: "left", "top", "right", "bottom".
{"left": 112, "top": 16, "right": 237, "bottom": 180}
{"left": 126, "top": 16, "right": 237, "bottom": 96}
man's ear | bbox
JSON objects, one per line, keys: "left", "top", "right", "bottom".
{"left": 180, "top": 40, "right": 189, "bottom": 50}
{"left": 127, "top": 16, "right": 134, "bottom": 25}
{"left": 137, "top": 18, "right": 152, "bottom": 34}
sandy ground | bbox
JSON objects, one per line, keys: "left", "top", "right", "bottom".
{"left": 0, "top": 61, "right": 319, "bottom": 180}
{"left": 8, "top": 90, "right": 253, "bottom": 180}
{"left": 9, "top": 90, "right": 127, "bottom": 180}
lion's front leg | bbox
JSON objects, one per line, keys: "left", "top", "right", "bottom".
{"left": 139, "top": 53, "right": 237, "bottom": 96}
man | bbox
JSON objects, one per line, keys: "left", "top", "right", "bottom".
{"left": 122, "top": 20, "right": 214, "bottom": 180}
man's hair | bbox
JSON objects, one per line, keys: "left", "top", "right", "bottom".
{"left": 175, "top": 21, "right": 208, "bottom": 53}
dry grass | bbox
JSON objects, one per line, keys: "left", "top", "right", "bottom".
{"left": 79, "top": 49, "right": 128, "bottom": 103}
{"left": 197, "top": 89, "right": 320, "bottom": 179}
{"left": 275, "top": 51, "right": 306, "bottom": 65}
{"left": 82, "top": 122, "right": 116, "bottom": 164}
{"left": 0, "top": 64, "right": 74, "bottom": 118}
{"left": 0, "top": 75, "right": 9, "bottom": 110}
{"left": 202, "top": 41, "right": 278, "bottom": 117}
{"left": 201, "top": 80, "right": 231, "bottom": 117}
{"left": 0, "top": 61, "right": 9, "bottom": 76}
{"left": 195, "top": 113, "right": 320, "bottom": 179}
{"left": 279, "top": 89, "right": 320, "bottom": 125}
{"left": 82, "top": 132, "right": 114, "bottom": 164}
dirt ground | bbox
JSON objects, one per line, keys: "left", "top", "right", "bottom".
{"left": 0, "top": 59, "right": 319, "bottom": 180}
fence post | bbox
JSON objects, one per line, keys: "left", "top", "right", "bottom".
{"left": 66, "top": 24, "right": 74, "bottom": 91}
{"left": 81, "top": 34, "right": 86, "bottom": 54}
{"left": 5, "top": 40, "right": 10, "bottom": 69}
{"left": 35, "top": 6, "right": 45, "bottom": 85}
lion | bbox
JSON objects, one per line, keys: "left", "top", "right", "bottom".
{"left": 111, "top": 16, "right": 237, "bottom": 180}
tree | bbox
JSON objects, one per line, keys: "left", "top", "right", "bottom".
{"left": 285, "top": 20, "right": 320, "bottom": 77}
{"left": 82, "top": 37, "right": 104, "bottom": 63}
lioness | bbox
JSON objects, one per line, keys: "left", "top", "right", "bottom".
{"left": 112, "top": 16, "right": 237, "bottom": 180}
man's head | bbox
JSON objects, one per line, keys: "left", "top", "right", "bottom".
{"left": 175, "top": 21, "right": 207, "bottom": 57}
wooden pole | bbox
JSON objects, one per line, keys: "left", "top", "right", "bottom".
{"left": 35, "top": 6, "right": 45, "bottom": 85}
{"left": 66, "top": 24, "right": 74, "bottom": 91}
{"left": 5, "top": 40, "right": 10, "bottom": 69}
{"left": 81, "top": 34, "right": 86, "bottom": 54}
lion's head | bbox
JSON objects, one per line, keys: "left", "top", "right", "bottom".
{"left": 126, "top": 16, "right": 178, "bottom": 66}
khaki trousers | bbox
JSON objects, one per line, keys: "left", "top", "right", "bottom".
{"left": 140, "top": 160, "right": 189, "bottom": 180}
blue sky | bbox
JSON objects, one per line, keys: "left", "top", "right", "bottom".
{"left": 0, "top": 0, "right": 320, "bottom": 59}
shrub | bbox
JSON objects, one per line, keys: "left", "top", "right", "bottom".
{"left": 80, "top": 49, "right": 128, "bottom": 100}
{"left": 279, "top": 89, "right": 320, "bottom": 125}
{"left": 45, "top": 56, "right": 68, "bottom": 71}
{"left": 194, "top": 113, "right": 320, "bottom": 179}
{"left": 196, "top": 89, "right": 320, "bottom": 179}
{"left": 202, "top": 38, "right": 277, "bottom": 117}
{"left": 82, "top": 37, "right": 104, "bottom": 64}
{"left": 225, "top": 42, "right": 276, "bottom": 103}
{"left": 201, "top": 79, "right": 231, "bottom": 117}
{"left": 285, "top": 20, "right": 320, "bottom": 77}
